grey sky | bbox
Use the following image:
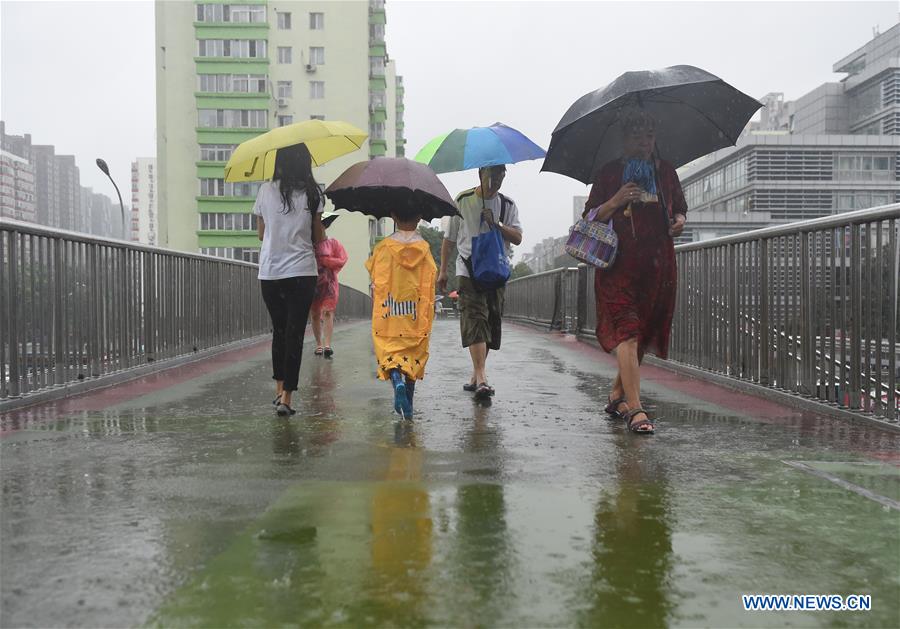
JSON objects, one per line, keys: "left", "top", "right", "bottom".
{"left": 2, "top": 1, "right": 897, "bottom": 256}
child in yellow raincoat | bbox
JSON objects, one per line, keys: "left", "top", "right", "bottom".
{"left": 365, "top": 206, "right": 436, "bottom": 419}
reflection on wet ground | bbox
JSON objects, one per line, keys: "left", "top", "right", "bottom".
{"left": 2, "top": 320, "right": 898, "bottom": 628}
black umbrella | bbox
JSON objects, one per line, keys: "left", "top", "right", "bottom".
{"left": 541, "top": 65, "right": 762, "bottom": 184}
{"left": 325, "top": 157, "right": 459, "bottom": 221}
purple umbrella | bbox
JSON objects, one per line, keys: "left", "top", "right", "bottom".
{"left": 325, "top": 157, "right": 459, "bottom": 220}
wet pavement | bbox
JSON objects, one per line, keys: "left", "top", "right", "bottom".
{"left": 2, "top": 319, "right": 899, "bottom": 628}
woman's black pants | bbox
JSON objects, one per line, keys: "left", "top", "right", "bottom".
{"left": 260, "top": 276, "right": 317, "bottom": 392}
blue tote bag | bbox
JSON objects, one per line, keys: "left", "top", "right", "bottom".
{"left": 468, "top": 219, "right": 511, "bottom": 289}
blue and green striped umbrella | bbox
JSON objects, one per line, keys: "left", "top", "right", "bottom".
{"left": 414, "top": 122, "right": 546, "bottom": 174}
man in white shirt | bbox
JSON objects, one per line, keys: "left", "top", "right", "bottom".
{"left": 438, "top": 165, "right": 523, "bottom": 400}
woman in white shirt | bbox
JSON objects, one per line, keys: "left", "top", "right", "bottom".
{"left": 253, "top": 144, "right": 325, "bottom": 416}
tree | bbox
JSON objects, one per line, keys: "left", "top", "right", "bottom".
{"left": 511, "top": 261, "right": 534, "bottom": 279}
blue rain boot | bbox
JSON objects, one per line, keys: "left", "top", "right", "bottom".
{"left": 389, "top": 370, "right": 412, "bottom": 419}
{"left": 405, "top": 378, "right": 416, "bottom": 416}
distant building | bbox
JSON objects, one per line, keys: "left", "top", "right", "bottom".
{"left": 0, "top": 150, "right": 36, "bottom": 222}
{"left": 131, "top": 158, "right": 159, "bottom": 245}
{"left": 1, "top": 120, "right": 120, "bottom": 237}
{"left": 520, "top": 235, "right": 568, "bottom": 273}
{"left": 573, "top": 195, "right": 588, "bottom": 224}
{"left": 678, "top": 23, "right": 900, "bottom": 242}
{"left": 155, "top": 0, "right": 406, "bottom": 292}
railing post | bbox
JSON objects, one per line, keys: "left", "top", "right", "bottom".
{"left": 800, "top": 230, "right": 812, "bottom": 396}
{"left": 759, "top": 238, "right": 770, "bottom": 387}
{"left": 576, "top": 263, "right": 587, "bottom": 335}
{"left": 728, "top": 243, "right": 738, "bottom": 377}
{"left": 888, "top": 219, "right": 898, "bottom": 422}
{"left": 6, "top": 231, "right": 20, "bottom": 397}
{"left": 850, "top": 223, "right": 861, "bottom": 409}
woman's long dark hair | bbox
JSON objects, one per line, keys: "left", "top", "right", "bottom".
{"left": 273, "top": 144, "right": 321, "bottom": 214}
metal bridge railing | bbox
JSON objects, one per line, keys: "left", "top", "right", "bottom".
{"left": 1, "top": 219, "right": 371, "bottom": 401}
{"left": 505, "top": 205, "right": 900, "bottom": 423}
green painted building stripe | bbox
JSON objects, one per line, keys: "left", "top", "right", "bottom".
{"left": 195, "top": 92, "right": 270, "bottom": 99}
{"left": 198, "top": 198, "right": 256, "bottom": 213}
{"left": 196, "top": 95, "right": 271, "bottom": 110}
{"left": 197, "top": 233, "right": 261, "bottom": 248}
{"left": 197, "top": 164, "right": 228, "bottom": 178}
{"left": 369, "top": 44, "right": 386, "bottom": 57}
{"left": 195, "top": 59, "right": 270, "bottom": 75}
{"left": 369, "top": 10, "right": 386, "bottom": 25}
{"left": 196, "top": 128, "right": 268, "bottom": 144}
{"left": 370, "top": 141, "right": 387, "bottom": 157}
{"left": 369, "top": 77, "right": 387, "bottom": 90}
{"left": 194, "top": 25, "right": 269, "bottom": 39}
{"left": 370, "top": 110, "right": 387, "bottom": 124}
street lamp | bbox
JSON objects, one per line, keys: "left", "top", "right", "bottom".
{"left": 96, "top": 158, "right": 126, "bottom": 239}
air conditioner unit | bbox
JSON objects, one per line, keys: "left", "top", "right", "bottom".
{"left": 277, "top": 98, "right": 288, "bottom": 108}
{"left": 305, "top": 63, "right": 317, "bottom": 73}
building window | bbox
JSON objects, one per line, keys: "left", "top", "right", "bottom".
{"left": 309, "top": 46, "right": 325, "bottom": 65}
{"left": 849, "top": 82, "right": 881, "bottom": 124}
{"left": 369, "top": 23, "right": 384, "bottom": 41}
{"left": 309, "top": 81, "right": 325, "bottom": 99}
{"left": 309, "top": 12, "right": 324, "bottom": 29}
{"left": 197, "top": 39, "right": 266, "bottom": 59}
{"left": 199, "top": 180, "right": 261, "bottom": 198}
{"left": 310, "top": 115, "right": 325, "bottom": 120}
{"left": 369, "top": 56, "right": 385, "bottom": 77}
{"left": 199, "top": 212, "right": 259, "bottom": 230}
{"left": 277, "top": 115, "right": 293, "bottom": 127}
{"left": 198, "top": 109, "right": 267, "bottom": 129}
{"left": 277, "top": 11, "right": 291, "bottom": 29}
{"left": 231, "top": 74, "right": 267, "bottom": 93}
{"left": 199, "top": 74, "right": 267, "bottom": 93}
{"left": 277, "top": 81, "right": 292, "bottom": 98}
{"left": 229, "top": 5, "right": 265, "bottom": 23}
{"left": 196, "top": 4, "right": 225, "bottom": 22}
{"left": 836, "top": 190, "right": 892, "bottom": 210}
{"left": 278, "top": 46, "right": 292, "bottom": 64}
{"left": 835, "top": 154, "right": 893, "bottom": 181}
{"left": 199, "top": 144, "right": 238, "bottom": 162}
{"left": 369, "top": 122, "right": 385, "bottom": 140}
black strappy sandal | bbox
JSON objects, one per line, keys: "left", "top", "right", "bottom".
{"left": 605, "top": 396, "right": 628, "bottom": 419}
{"left": 275, "top": 403, "right": 296, "bottom": 417}
{"left": 626, "top": 408, "right": 655, "bottom": 434}
{"left": 474, "top": 382, "right": 492, "bottom": 401}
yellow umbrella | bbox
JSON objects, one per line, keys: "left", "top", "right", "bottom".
{"left": 224, "top": 120, "right": 368, "bottom": 182}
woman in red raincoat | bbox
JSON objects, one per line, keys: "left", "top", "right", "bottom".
{"left": 311, "top": 214, "right": 348, "bottom": 357}
{"left": 584, "top": 110, "right": 687, "bottom": 434}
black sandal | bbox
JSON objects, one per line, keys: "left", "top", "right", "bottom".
{"left": 463, "top": 381, "right": 477, "bottom": 392}
{"left": 605, "top": 396, "right": 628, "bottom": 419}
{"left": 275, "top": 403, "right": 296, "bottom": 417}
{"left": 626, "top": 409, "right": 655, "bottom": 434}
{"left": 474, "top": 382, "right": 492, "bottom": 401}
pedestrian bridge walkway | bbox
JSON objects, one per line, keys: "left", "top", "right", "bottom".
{"left": 2, "top": 319, "right": 898, "bottom": 628}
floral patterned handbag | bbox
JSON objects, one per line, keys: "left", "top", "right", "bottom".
{"left": 565, "top": 206, "right": 618, "bottom": 270}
